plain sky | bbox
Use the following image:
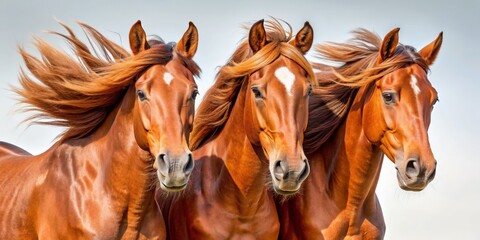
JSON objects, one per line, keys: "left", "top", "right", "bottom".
{"left": 0, "top": 0, "right": 478, "bottom": 239}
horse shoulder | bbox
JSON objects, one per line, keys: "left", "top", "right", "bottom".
{"left": 32, "top": 143, "right": 116, "bottom": 238}
{"left": 0, "top": 145, "right": 49, "bottom": 238}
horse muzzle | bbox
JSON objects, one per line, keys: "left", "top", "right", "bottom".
{"left": 270, "top": 159, "right": 310, "bottom": 195}
{"left": 396, "top": 158, "right": 436, "bottom": 191}
{"left": 155, "top": 152, "right": 194, "bottom": 192}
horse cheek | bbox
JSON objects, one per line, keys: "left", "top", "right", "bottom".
{"left": 134, "top": 102, "right": 151, "bottom": 150}
{"left": 140, "top": 102, "right": 152, "bottom": 131}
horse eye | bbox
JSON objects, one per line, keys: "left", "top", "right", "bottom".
{"left": 191, "top": 89, "right": 199, "bottom": 101}
{"left": 251, "top": 87, "right": 262, "bottom": 99}
{"left": 382, "top": 92, "right": 395, "bottom": 104}
{"left": 137, "top": 90, "right": 147, "bottom": 101}
{"left": 307, "top": 85, "right": 313, "bottom": 96}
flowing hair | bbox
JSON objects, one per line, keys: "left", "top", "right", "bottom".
{"left": 15, "top": 22, "right": 200, "bottom": 140}
{"left": 190, "top": 19, "right": 316, "bottom": 150}
{"left": 304, "top": 28, "right": 429, "bottom": 153}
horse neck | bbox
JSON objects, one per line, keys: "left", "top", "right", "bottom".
{"left": 312, "top": 85, "right": 384, "bottom": 207}
{"left": 205, "top": 84, "right": 270, "bottom": 212}
{"left": 84, "top": 86, "right": 155, "bottom": 211}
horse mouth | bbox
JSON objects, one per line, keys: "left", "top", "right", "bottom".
{"left": 399, "top": 185, "right": 424, "bottom": 192}
{"left": 273, "top": 185, "right": 300, "bottom": 196}
{"left": 161, "top": 182, "right": 188, "bottom": 192}
{"left": 396, "top": 170, "right": 427, "bottom": 192}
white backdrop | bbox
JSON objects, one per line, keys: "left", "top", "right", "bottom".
{"left": 0, "top": 0, "right": 478, "bottom": 239}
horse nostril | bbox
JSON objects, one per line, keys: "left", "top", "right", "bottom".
{"left": 274, "top": 160, "right": 286, "bottom": 181}
{"left": 157, "top": 153, "right": 167, "bottom": 172}
{"left": 405, "top": 159, "right": 420, "bottom": 179}
{"left": 298, "top": 159, "right": 310, "bottom": 182}
{"left": 184, "top": 153, "right": 194, "bottom": 174}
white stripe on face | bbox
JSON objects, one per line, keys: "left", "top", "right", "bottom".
{"left": 274, "top": 67, "right": 296, "bottom": 96}
{"left": 164, "top": 72, "right": 174, "bottom": 85}
{"left": 410, "top": 75, "right": 421, "bottom": 96}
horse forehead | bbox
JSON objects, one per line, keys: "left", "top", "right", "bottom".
{"left": 274, "top": 66, "right": 297, "bottom": 95}
{"left": 410, "top": 75, "right": 421, "bottom": 96}
{"left": 403, "top": 66, "right": 432, "bottom": 94}
{"left": 142, "top": 65, "right": 168, "bottom": 81}
{"left": 382, "top": 67, "right": 420, "bottom": 88}
{"left": 146, "top": 64, "right": 191, "bottom": 86}
{"left": 411, "top": 71, "right": 436, "bottom": 99}
{"left": 163, "top": 72, "right": 174, "bottom": 85}
{"left": 384, "top": 67, "right": 434, "bottom": 99}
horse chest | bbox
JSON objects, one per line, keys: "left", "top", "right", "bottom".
{"left": 186, "top": 201, "right": 279, "bottom": 240}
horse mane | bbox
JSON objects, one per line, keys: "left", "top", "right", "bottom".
{"left": 190, "top": 19, "right": 316, "bottom": 150}
{"left": 15, "top": 22, "right": 200, "bottom": 140}
{"left": 304, "top": 28, "right": 429, "bottom": 153}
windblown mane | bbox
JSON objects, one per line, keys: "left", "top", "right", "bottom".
{"left": 15, "top": 22, "right": 200, "bottom": 140}
{"left": 190, "top": 19, "right": 316, "bottom": 150}
{"left": 304, "top": 28, "right": 429, "bottom": 153}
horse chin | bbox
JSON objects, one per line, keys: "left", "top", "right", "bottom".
{"left": 396, "top": 170, "right": 427, "bottom": 192}
{"left": 157, "top": 172, "right": 189, "bottom": 192}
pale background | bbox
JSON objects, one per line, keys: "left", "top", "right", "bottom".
{"left": 0, "top": 0, "right": 478, "bottom": 239}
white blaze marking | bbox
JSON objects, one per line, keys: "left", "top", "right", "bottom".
{"left": 274, "top": 67, "right": 296, "bottom": 96}
{"left": 410, "top": 75, "right": 421, "bottom": 96}
{"left": 164, "top": 72, "right": 174, "bottom": 85}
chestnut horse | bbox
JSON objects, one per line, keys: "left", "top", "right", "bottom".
{"left": 160, "top": 19, "right": 315, "bottom": 239}
{"left": 0, "top": 20, "right": 200, "bottom": 239}
{"left": 277, "top": 28, "right": 442, "bottom": 239}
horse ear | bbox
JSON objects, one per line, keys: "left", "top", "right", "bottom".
{"left": 129, "top": 20, "right": 150, "bottom": 55}
{"left": 177, "top": 22, "right": 199, "bottom": 59}
{"left": 418, "top": 32, "right": 443, "bottom": 66}
{"left": 290, "top": 21, "right": 314, "bottom": 54}
{"left": 379, "top": 28, "right": 400, "bottom": 62}
{"left": 249, "top": 19, "right": 267, "bottom": 53}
